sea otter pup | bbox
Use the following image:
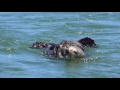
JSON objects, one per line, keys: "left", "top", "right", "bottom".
{"left": 29, "top": 37, "right": 96, "bottom": 59}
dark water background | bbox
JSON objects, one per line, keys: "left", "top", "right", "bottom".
{"left": 0, "top": 12, "right": 120, "bottom": 78}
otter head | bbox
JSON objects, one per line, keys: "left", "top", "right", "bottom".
{"left": 59, "top": 40, "right": 85, "bottom": 58}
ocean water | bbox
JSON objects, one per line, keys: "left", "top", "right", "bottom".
{"left": 0, "top": 12, "right": 120, "bottom": 78}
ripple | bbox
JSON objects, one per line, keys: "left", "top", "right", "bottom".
{"left": 6, "top": 67, "right": 24, "bottom": 71}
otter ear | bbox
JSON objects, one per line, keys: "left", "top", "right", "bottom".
{"left": 78, "top": 37, "right": 96, "bottom": 47}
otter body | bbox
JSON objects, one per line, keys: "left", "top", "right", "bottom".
{"left": 30, "top": 37, "right": 96, "bottom": 59}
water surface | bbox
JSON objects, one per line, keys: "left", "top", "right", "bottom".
{"left": 0, "top": 12, "right": 120, "bottom": 78}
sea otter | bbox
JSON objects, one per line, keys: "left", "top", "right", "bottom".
{"left": 29, "top": 37, "right": 97, "bottom": 59}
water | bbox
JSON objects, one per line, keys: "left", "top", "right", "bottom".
{"left": 0, "top": 12, "right": 120, "bottom": 78}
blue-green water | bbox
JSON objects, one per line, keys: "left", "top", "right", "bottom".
{"left": 0, "top": 12, "right": 120, "bottom": 78}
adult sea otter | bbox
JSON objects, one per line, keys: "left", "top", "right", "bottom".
{"left": 30, "top": 37, "right": 97, "bottom": 59}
